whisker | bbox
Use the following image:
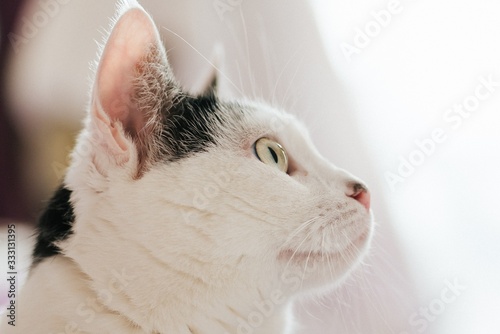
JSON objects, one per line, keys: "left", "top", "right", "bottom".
{"left": 234, "top": 60, "right": 245, "bottom": 97}
{"left": 237, "top": 9, "right": 257, "bottom": 100}
{"left": 339, "top": 230, "right": 355, "bottom": 264}
{"left": 280, "top": 53, "right": 304, "bottom": 111}
{"left": 256, "top": 16, "right": 277, "bottom": 103}
{"left": 280, "top": 216, "right": 321, "bottom": 249}
{"left": 282, "top": 224, "right": 318, "bottom": 274}
{"left": 161, "top": 26, "right": 243, "bottom": 96}
{"left": 299, "top": 248, "right": 314, "bottom": 290}
{"left": 327, "top": 225, "right": 337, "bottom": 281}
{"left": 270, "top": 47, "right": 300, "bottom": 108}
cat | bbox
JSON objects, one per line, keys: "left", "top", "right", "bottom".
{"left": 1, "top": 0, "right": 373, "bottom": 333}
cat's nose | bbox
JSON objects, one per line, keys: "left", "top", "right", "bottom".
{"left": 346, "top": 182, "right": 370, "bottom": 211}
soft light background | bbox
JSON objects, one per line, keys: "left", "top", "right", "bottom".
{"left": 1, "top": 0, "right": 499, "bottom": 333}
{"left": 311, "top": 0, "right": 500, "bottom": 333}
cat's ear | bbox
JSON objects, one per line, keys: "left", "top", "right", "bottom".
{"left": 88, "top": 2, "right": 178, "bottom": 176}
{"left": 193, "top": 44, "right": 225, "bottom": 97}
{"left": 200, "top": 70, "right": 218, "bottom": 97}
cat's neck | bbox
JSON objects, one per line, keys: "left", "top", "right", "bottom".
{"left": 57, "top": 209, "right": 291, "bottom": 333}
{"left": 110, "top": 262, "right": 289, "bottom": 334}
{"left": 23, "top": 255, "right": 288, "bottom": 334}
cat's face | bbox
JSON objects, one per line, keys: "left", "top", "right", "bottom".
{"left": 63, "top": 1, "right": 372, "bottom": 316}
{"left": 97, "top": 102, "right": 371, "bottom": 290}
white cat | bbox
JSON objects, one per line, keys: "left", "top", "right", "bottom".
{"left": 2, "top": 1, "right": 373, "bottom": 333}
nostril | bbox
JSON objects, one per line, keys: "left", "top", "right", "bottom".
{"left": 352, "top": 190, "right": 371, "bottom": 211}
{"left": 347, "top": 183, "right": 371, "bottom": 211}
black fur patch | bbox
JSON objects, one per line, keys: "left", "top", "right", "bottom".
{"left": 31, "top": 95, "right": 227, "bottom": 264}
{"left": 32, "top": 185, "right": 75, "bottom": 264}
{"left": 162, "top": 93, "right": 223, "bottom": 161}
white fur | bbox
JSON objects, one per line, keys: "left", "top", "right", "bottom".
{"left": 2, "top": 2, "right": 373, "bottom": 333}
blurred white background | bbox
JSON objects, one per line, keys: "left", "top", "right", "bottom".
{"left": 311, "top": 0, "right": 500, "bottom": 333}
{"left": 1, "top": 0, "right": 499, "bottom": 333}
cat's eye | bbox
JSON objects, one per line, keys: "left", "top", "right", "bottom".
{"left": 254, "top": 138, "right": 288, "bottom": 173}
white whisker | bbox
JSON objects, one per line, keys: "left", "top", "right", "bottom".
{"left": 280, "top": 216, "right": 321, "bottom": 249}
{"left": 161, "top": 26, "right": 243, "bottom": 96}
{"left": 270, "top": 47, "right": 300, "bottom": 108}
{"left": 300, "top": 248, "right": 314, "bottom": 290}
{"left": 282, "top": 224, "right": 318, "bottom": 274}
{"left": 237, "top": 9, "right": 257, "bottom": 99}
{"left": 280, "top": 53, "right": 304, "bottom": 111}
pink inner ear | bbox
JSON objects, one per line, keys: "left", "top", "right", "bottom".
{"left": 94, "top": 8, "right": 162, "bottom": 142}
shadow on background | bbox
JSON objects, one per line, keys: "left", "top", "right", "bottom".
{"left": 0, "top": 0, "right": 31, "bottom": 224}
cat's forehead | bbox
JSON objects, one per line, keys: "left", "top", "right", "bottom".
{"left": 231, "top": 101, "right": 309, "bottom": 152}
{"left": 221, "top": 99, "right": 304, "bottom": 145}
{"left": 160, "top": 94, "right": 301, "bottom": 161}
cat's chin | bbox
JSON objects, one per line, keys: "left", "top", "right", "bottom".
{"left": 277, "top": 229, "right": 370, "bottom": 263}
{"left": 275, "top": 224, "right": 372, "bottom": 291}
{"left": 278, "top": 230, "right": 370, "bottom": 265}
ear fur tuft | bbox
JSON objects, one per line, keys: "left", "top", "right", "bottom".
{"left": 86, "top": 1, "right": 181, "bottom": 177}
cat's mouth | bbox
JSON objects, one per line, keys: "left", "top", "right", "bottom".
{"left": 277, "top": 229, "right": 370, "bottom": 265}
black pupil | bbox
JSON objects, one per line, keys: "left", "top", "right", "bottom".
{"left": 268, "top": 147, "right": 278, "bottom": 163}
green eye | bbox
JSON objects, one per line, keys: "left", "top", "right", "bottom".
{"left": 254, "top": 138, "right": 288, "bottom": 173}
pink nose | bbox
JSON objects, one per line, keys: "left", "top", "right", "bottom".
{"left": 347, "top": 183, "right": 371, "bottom": 211}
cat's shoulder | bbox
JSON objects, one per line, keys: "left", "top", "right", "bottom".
{"left": 32, "top": 185, "right": 74, "bottom": 265}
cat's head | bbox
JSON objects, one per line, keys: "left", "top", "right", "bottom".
{"left": 63, "top": 0, "right": 372, "bottom": 319}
